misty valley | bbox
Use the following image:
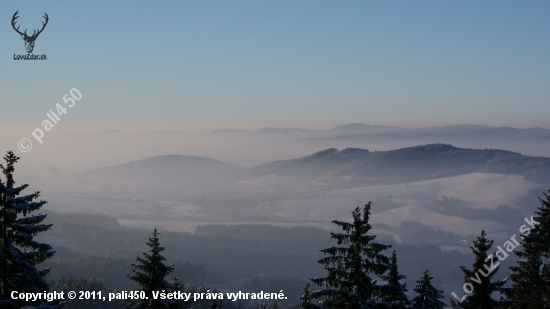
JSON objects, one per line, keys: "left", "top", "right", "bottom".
{"left": 6, "top": 136, "right": 548, "bottom": 308}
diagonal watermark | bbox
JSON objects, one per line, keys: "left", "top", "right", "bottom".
{"left": 16, "top": 88, "right": 82, "bottom": 153}
{"left": 451, "top": 216, "right": 540, "bottom": 303}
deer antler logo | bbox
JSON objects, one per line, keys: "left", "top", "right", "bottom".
{"left": 11, "top": 11, "right": 49, "bottom": 54}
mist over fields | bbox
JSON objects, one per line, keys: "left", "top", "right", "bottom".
{"left": 8, "top": 124, "right": 545, "bottom": 305}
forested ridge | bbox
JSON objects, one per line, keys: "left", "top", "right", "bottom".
{"left": 244, "top": 144, "right": 550, "bottom": 185}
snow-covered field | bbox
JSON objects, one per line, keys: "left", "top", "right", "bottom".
{"left": 273, "top": 173, "right": 540, "bottom": 234}
{"left": 371, "top": 205, "right": 506, "bottom": 234}
{"left": 45, "top": 172, "right": 542, "bottom": 240}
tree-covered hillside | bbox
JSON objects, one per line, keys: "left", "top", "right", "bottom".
{"left": 229, "top": 144, "right": 550, "bottom": 192}
{"left": 341, "top": 144, "right": 550, "bottom": 183}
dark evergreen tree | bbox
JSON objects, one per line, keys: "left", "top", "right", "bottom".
{"left": 299, "top": 282, "right": 317, "bottom": 309}
{"left": 126, "top": 228, "right": 174, "bottom": 309}
{"left": 411, "top": 269, "right": 446, "bottom": 309}
{"left": 167, "top": 277, "right": 187, "bottom": 309}
{"left": 501, "top": 190, "right": 550, "bottom": 308}
{"left": 0, "top": 151, "right": 59, "bottom": 309}
{"left": 309, "top": 202, "right": 392, "bottom": 309}
{"left": 450, "top": 230, "right": 505, "bottom": 309}
{"left": 379, "top": 250, "right": 409, "bottom": 309}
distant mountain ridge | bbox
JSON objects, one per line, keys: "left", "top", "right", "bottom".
{"left": 77, "top": 144, "right": 550, "bottom": 194}
{"left": 205, "top": 123, "right": 550, "bottom": 136}
{"left": 239, "top": 144, "right": 550, "bottom": 189}
{"left": 329, "top": 123, "right": 406, "bottom": 134}
{"left": 209, "top": 128, "right": 248, "bottom": 134}
{"left": 332, "top": 144, "right": 550, "bottom": 184}
{"left": 311, "top": 125, "right": 550, "bottom": 142}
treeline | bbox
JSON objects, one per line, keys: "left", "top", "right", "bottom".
{"left": 48, "top": 256, "right": 205, "bottom": 291}
{"left": 41, "top": 220, "right": 332, "bottom": 282}
{"left": 41, "top": 214, "right": 476, "bottom": 290}
{"left": 425, "top": 196, "right": 525, "bottom": 228}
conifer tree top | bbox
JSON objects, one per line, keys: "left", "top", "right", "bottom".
{"left": 379, "top": 250, "right": 409, "bottom": 308}
{"left": 0, "top": 150, "right": 58, "bottom": 308}
{"left": 309, "top": 202, "right": 392, "bottom": 309}
{"left": 503, "top": 189, "right": 550, "bottom": 308}
{"left": 126, "top": 228, "right": 174, "bottom": 309}
{"left": 451, "top": 230, "right": 505, "bottom": 309}
{"left": 411, "top": 269, "right": 446, "bottom": 309}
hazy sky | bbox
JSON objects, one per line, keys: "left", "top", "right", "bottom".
{"left": 1, "top": 1, "right": 549, "bottom": 132}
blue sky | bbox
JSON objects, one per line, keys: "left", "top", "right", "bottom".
{"left": 1, "top": 1, "right": 549, "bottom": 131}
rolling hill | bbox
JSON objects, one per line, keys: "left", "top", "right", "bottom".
{"left": 235, "top": 144, "right": 550, "bottom": 192}
{"left": 76, "top": 144, "right": 550, "bottom": 196}
{"left": 78, "top": 155, "right": 245, "bottom": 193}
